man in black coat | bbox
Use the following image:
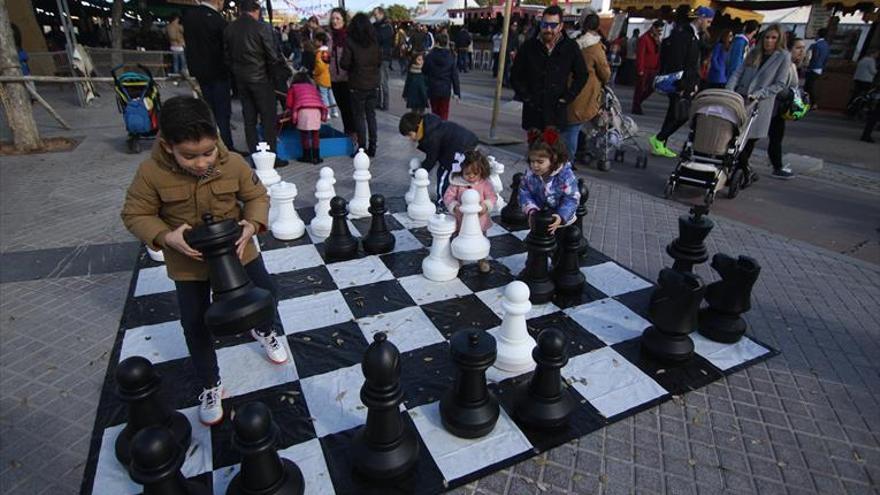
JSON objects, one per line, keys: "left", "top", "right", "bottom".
{"left": 373, "top": 8, "right": 394, "bottom": 111}
{"left": 454, "top": 27, "right": 472, "bottom": 73}
{"left": 510, "top": 5, "right": 588, "bottom": 133}
{"left": 183, "top": 0, "right": 235, "bottom": 151}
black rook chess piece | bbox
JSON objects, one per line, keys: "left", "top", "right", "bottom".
{"left": 552, "top": 226, "right": 586, "bottom": 295}
{"left": 115, "top": 356, "right": 191, "bottom": 468}
{"left": 185, "top": 213, "right": 274, "bottom": 336}
{"left": 500, "top": 172, "right": 528, "bottom": 229}
{"left": 641, "top": 268, "right": 706, "bottom": 363}
{"left": 129, "top": 426, "right": 209, "bottom": 495}
{"left": 698, "top": 254, "right": 761, "bottom": 344}
{"left": 515, "top": 328, "right": 574, "bottom": 429}
{"left": 519, "top": 208, "right": 556, "bottom": 304}
{"left": 361, "top": 194, "right": 396, "bottom": 255}
{"left": 440, "top": 330, "right": 500, "bottom": 438}
{"left": 324, "top": 196, "right": 359, "bottom": 262}
{"left": 666, "top": 205, "right": 714, "bottom": 273}
{"left": 352, "top": 333, "right": 420, "bottom": 480}
{"left": 575, "top": 178, "right": 590, "bottom": 257}
{"left": 227, "top": 402, "right": 305, "bottom": 495}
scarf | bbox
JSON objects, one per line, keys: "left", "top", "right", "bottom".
{"left": 409, "top": 66, "right": 423, "bottom": 74}
{"left": 416, "top": 119, "right": 425, "bottom": 141}
{"left": 332, "top": 28, "right": 347, "bottom": 49}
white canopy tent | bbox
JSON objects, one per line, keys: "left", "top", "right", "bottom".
{"left": 414, "top": 0, "right": 468, "bottom": 25}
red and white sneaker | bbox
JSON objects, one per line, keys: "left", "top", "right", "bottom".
{"left": 251, "top": 329, "right": 289, "bottom": 364}
{"left": 198, "top": 383, "right": 224, "bottom": 426}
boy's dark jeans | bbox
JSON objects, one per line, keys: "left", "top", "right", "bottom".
{"left": 174, "top": 254, "right": 281, "bottom": 388}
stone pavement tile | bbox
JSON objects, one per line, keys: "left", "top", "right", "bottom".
{"left": 634, "top": 466, "right": 663, "bottom": 493}
{"left": 474, "top": 469, "right": 511, "bottom": 494}
{"left": 570, "top": 473, "right": 600, "bottom": 494}
{"left": 542, "top": 462, "right": 574, "bottom": 491}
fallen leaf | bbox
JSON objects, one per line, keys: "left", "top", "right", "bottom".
{"left": 336, "top": 391, "right": 347, "bottom": 402}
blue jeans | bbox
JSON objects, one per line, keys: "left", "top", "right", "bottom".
{"left": 171, "top": 50, "right": 186, "bottom": 75}
{"left": 562, "top": 123, "right": 582, "bottom": 160}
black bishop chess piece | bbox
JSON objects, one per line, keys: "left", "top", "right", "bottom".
{"left": 185, "top": 213, "right": 274, "bottom": 336}
{"left": 500, "top": 172, "right": 528, "bottom": 229}
{"left": 129, "top": 426, "right": 209, "bottom": 495}
{"left": 515, "top": 328, "right": 575, "bottom": 429}
{"left": 440, "top": 330, "right": 500, "bottom": 439}
{"left": 361, "top": 194, "right": 396, "bottom": 255}
{"left": 667, "top": 205, "right": 714, "bottom": 273}
{"left": 115, "top": 356, "right": 191, "bottom": 468}
{"left": 641, "top": 268, "right": 706, "bottom": 363}
{"left": 575, "top": 178, "right": 590, "bottom": 257}
{"left": 227, "top": 402, "right": 305, "bottom": 495}
{"left": 351, "top": 333, "right": 420, "bottom": 480}
{"left": 324, "top": 196, "right": 359, "bottom": 262}
{"left": 698, "top": 254, "right": 762, "bottom": 344}
{"left": 552, "top": 226, "right": 586, "bottom": 295}
{"left": 519, "top": 208, "right": 557, "bottom": 304}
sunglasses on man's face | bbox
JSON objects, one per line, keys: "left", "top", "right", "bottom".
{"left": 540, "top": 21, "right": 560, "bottom": 30}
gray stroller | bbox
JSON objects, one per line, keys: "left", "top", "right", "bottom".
{"left": 578, "top": 86, "right": 648, "bottom": 171}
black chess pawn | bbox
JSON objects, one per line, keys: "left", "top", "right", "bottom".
{"left": 185, "top": 213, "right": 274, "bottom": 336}
{"left": 575, "top": 178, "right": 590, "bottom": 257}
{"left": 440, "top": 330, "right": 500, "bottom": 438}
{"left": 515, "top": 328, "right": 574, "bottom": 429}
{"left": 698, "top": 254, "right": 761, "bottom": 344}
{"left": 361, "top": 194, "right": 396, "bottom": 255}
{"left": 519, "top": 208, "right": 556, "bottom": 304}
{"left": 324, "top": 197, "right": 359, "bottom": 262}
{"left": 352, "top": 333, "right": 420, "bottom": 480}
{"left": 666, "top": 206, "right": 714, "bottom": 273}
{"left": 227, "top": 402, "right": 305, "bottom": 495}
{"left": 641, "top": 268, "right": 706, "bottom": 363}
{"left": 115, "top": 356, "right": 191, "bottom": 468}
{"left": 552, "top": 226, "right": 586, "bottom": 295}
{"left": 500, "top": 173, "right": 528, "bottom": 229}
{"left": 129, "top": 426, "right": 209, "bottom": 495}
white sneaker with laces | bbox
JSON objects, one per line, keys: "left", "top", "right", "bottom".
{"left": 198, "top": 383, "right": 224, "bottom": 426}
{"left": 252, "top": 329, "right": 289, "bottom": 364}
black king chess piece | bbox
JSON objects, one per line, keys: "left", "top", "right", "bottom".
{"left": 698, "top": 254, "right": 762, "bottom": 344}
{"left": 352, "top": 333, "right": 420, "bottom": 480}
{"left": 115, "top": 356, "right": 191, "bottom": 467}
{"left": 227, "top": 402, "right": 305, "bottom": 495}
{"left": 129, "top": 426, "right": 209, "bottom": 495}
{"left": 519, "top": 208, "right": 557, "bottom": 304}
{"left": 641, "top": 268, "right": 706, "bottom": 363}
{"left": 185, "top": 213, "right": 274, "bottom": 336}
{"left": 361, "top": 194, "right": 396, "bottom": 255}
{"left": 552, "top": 226, "right": 586, "bottom": 295}
{"left": 515, "top": 328, "right": 575, "bottom": 429}
{"left": 575, "top": 178, "right": 590, "bottom": 257}
{"left": 325, "top": 196, "right": 360, "bottom": 262}
{"left": 440, "top": 330, "right": 500, "bottom": 438}
{"left": 666, "top": 205, "right": 714, "bottom": 273}
{"left": 500, "top": 172, "right": 528, "bottom": 229}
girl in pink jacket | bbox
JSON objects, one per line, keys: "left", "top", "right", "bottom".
{"left": 443, "top": 150, "right": 497, "bottom": 273}
{"left": 286, "top": 71, "right": 329, "bottom": 165}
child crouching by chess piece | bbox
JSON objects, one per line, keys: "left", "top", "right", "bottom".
{"left": 520, "top": 127, "right": 581, "bottom": 235}
{"left": 121, "top": 96, "right": 289, "bottom": 426}
{"left": 443, "top": 150, "right": 498, "bottom": 273}
{"left": 286, "top": 71, "right": 329, "bottom": 165}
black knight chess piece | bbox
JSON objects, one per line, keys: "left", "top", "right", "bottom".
{"left": 185, "top": 213, "right": 274, "bottom": 336}
{"left": 361, "top": 194, "right": 396, "bottom": 255}
{"left": 500, "top": 172, "right": 528, "bottom": 229}
{"left": 641, "top": 268, "right": 706, "bottom": 363}
{"left": 666, "top": 205, "right": 714, "bottom": 273}
{"left": 440, "top": 330, "right": 500, "bottom": 438}
{"left": 519, "top": 208, "right": 557, "bottom": 304}
{"left": 227, "top": 402, "right": 305, "bottom": 495}
{"left": 352, "top": 333, "right": 420, "bottom": 480}
{"left": 114, "top": 356, "right": 191, "bottom": 468}
{"left": 129, "top": 426, "right": 208, "bottom": 495}
{"left": 324, "top": 196, "right": 359, "bottom": 262}
{"left": 698, "top": 254, "right": 761, "bottom": 344}
{"left": 552, "top": 226, "right": 586, "bottom": 295}
{"left": 515, "top": 328, "right": 575, "bottom": 429}
{"left": 575, "top": 178, "right": 590, "bottom": 257}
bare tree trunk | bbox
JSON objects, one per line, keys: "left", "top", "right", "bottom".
{"left": 0, "top": 0, "right": 41, "bottom": 151}
{"left": 111, "top": 0, "right": 123, "bottom": 66}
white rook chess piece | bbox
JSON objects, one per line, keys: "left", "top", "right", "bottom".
{"left": 146, "top": 247, "right": 164, "bottom": 263}
{"left": 319, "top": 166, "right": 337, "bottom": 197}
{"left": 270, "top": 182, "right": 305, "bottom": 240}
{"left": 494, "top": 281, "right": 537, "bottom": 373}
{"left": 349, "top": 148, "right": 372, "bottom": 218}
{"left": 451, "top": 189, "right": 491, "bottom": 262}
{"left": 407, "top": 168, "right": 434, "bottom": 223}
{"left": 310, "top": 178, "right": 333, "bottom": 239}
{"left": 488, "top": 156, "right": 506, "bottom": 213}
{"left": 422, "top": 213, "right": 460, "bottom": 282}
{"left": 405, "top": 157, "right": 421, "bottom": 205}
{"left": 253, "top": 141, "right": 281, "bottom": 188}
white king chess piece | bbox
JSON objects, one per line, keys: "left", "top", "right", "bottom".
{"left": 310, "top": 178, "right": 333, "bottom": 239}
{"left": 252, "top": 141, "right": 281, "bottom": 188}
{"left": 488, "top": 155, "right": 506, "bottom": 213}
{"left": 405, "top": 157, "right": 421, "bottom": 205}
{"left": 407, "top": 168, "right": 435, "bottom": 223}
{"left": 450, "top": 189, "right": 491, "bottom": 262}
{"left": 270, "top": 181, "right": 305, "bottom": 240}
{"left": 422, "top": 213, "right": 460, "bottom": 282}
{"left": 493, "top": 281, "right": 537, "bottom": 373}
{"left": 349, "top": 148, "right": 372, "bottom": 218}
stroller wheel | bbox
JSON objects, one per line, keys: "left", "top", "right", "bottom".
{"left": 663, "top": 182, "right": 675, "bottom": 199}
{"left": 613, "top": 150, "right": 625, "bottom": 163}
{"left": 636, "top": 154, "right": 648, "bottom": 169}
{"left": 597, "top": 160, "right": 611, "bottom": 172}
{"left": 127, "top": 137, "right": 141, "bottom": 154}
{"left": 728, "top": 169, "right": 743, "bottom": 199}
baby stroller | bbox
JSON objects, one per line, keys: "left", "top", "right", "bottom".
{"left": 111, "top": 64, "right": 161, "bottom": 153}
{"left": 663, "top": 89, "right": 758, "bottom": 205}
{"left": 579, "top": 86, "right": 647, "bottom": 171}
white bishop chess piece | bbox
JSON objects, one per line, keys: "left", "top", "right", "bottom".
{"left": 253, "top": 142, "right": 281, "bottom": 188}
{"left": 407, "top": 168, "right": 434, "bottom": 223}
{"left": 270, "top": 181, "right": 305, "bottom": 240}
{"left": 422, "top": 213, "right": 460, "bottom": 282}
{"left": 349, "top": 148, "right": 372, "bottom": 218}
{"left": 404, "top": 157, "right": 421, "bottom": 205}
{"left": 450, "top": 189, "right": 491, "bottom": 262}
{"left": 494, "top": 281, "right": 537, "bottom": 373}
{"left": 319, "top": 166, "right": 337, "bottom": 197}
{"left": 309, "top": 178, "right": 334, "bottom": 239}
{"left": 488, "top": 156, "right": 506, "bottom": 213}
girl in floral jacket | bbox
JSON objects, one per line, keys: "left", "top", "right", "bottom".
{"left": 519, "top": 127, "right": 581, "bottom": 234}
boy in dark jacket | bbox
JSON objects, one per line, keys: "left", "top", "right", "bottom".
{"left": 422, "top": 33, "right": 460, "bottom": 120}
{"left": 399, "top": 111, "right": 478, "bottom": 207}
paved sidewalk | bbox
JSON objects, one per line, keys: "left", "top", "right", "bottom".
{"left": 0, "top": 85, "right": 878, "bottom": 494}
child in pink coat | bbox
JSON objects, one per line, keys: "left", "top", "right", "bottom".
{"left": 443, "top": 150, "right": 497, "bottom": 272}
{"left": 286, "top": 71, "right": 328, "bottom": 165}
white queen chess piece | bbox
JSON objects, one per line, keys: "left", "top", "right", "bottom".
{"left": 309, "top": 178, "right": 334, "bottom": 239}
{"left": 407, "top": 168, "right": 434, "bottom": 223}
{"left": 488, "top": 155, "right": 506, "bottom": 213}
{"left": 405, "top": 157, "right": 421, "bottom": 205}
{"left": 270, "top": 181, "right": 305, "bottom": 240}
{"left": 494, "top": 281, "right": 537, "bottom": 373}
{"left": 422, "top": 213, "right": 460, "bottom": 282}
{"left": 450, "top": 189, "right": 491, "bottom": 262}
{"left": 349, "top": 148, "right": 372, "bottom": 218}
{"left": 253, "top": 141, "right": 281, "bottom": 188}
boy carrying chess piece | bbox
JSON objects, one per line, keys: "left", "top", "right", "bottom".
{"left": 443, "top": 150, "right": 498, "bottom": 273}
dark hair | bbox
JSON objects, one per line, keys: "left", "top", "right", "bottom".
{"left": 315, "top": 31, "right": 329, "bottom": 44}
{"left": 169, "top": 13, "right": 180, "bottom": 22}
{"left": 292, "top": 71, "right": 313, "bottom": 84}
{"left": 460, "top": 150, "right": 491, "bottom": 179}
{"left": 582, "top": 14, "right": 599, "bottom": 32}
{"left": 239, "top": 0, "right": 260, "bottom": 13}
{"left": 348, "top": 13, "right": 376, "bottom": 46}
{"left": 743, "top": 20, "right": 760, "bottom": 35}
{"left": 159, "top": 97, "right": 218, "bottom": 145}
{"left": 718, "top": 28, "right": 733, "bottom": 49}
{"left": 543, "top": 5, "right": 564, "bottom": 19}
{"left": 652, "top": 20, "right": 664, "bottom": 29}
{"left": 787, "top": 35, "right": 802, "bottom": 50}
{"left": 330, "top": 8, "right": 349, "bottom": 28}
{"left": 527, "top": 127, "right": 568, "bottom": 169}
{"left": 399, "top": 112, "right": 423, "bottom": 135}
{"left": 373, "top": 6, "right": 385, "bottom": 16}
{"left": 633, "top": 29, "right": 640, "bottom": 35}
{"left": 409, "top": 52, "right": 424, "bottom": 64}
{"left": 436, "top": 33, "right": 449, "bottom": 47}
{"left": 817, "top": 28, "right": 827, "bottom": 38}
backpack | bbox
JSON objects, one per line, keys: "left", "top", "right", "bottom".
{"left": 123, "top": 98, "right": 153, "bottom": 135}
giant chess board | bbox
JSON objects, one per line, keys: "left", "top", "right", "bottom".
{"left": 81, "top": 197, "right": 776, "bottom": 494}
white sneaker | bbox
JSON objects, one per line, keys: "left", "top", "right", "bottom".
{"left": 198, "top": 383, "right": 224, "bottom": 426}
{"left": 251, "top": 329, "right": 289, "bottom": 364}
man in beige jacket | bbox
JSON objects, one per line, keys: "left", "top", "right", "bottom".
{"left": 166, "top": 14, "right": 187, "bottom": 75}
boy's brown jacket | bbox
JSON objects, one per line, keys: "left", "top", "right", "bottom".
{"left": 121, "top": 140, "right": 269, "bottom": 281}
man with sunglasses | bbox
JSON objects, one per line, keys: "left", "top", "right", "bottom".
{"left": 510, "top": 5, "right": 588, "bottom": 137}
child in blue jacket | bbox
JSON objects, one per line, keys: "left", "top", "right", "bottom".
{"left": 519, "top": 127, "right": 581, "bottom": 234}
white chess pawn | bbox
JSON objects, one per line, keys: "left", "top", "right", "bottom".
{"left": 422, "top": 213, "right": 460, "bottom": 282}
{"left": 348, "top": 148, "right": 372, "bottom": 219}
{"left": 146, "top": 247, "right": 164, "bottom": 263}
{"left": 407, "top": 168, "right": 434, "bottom": 223}
{"left": 494, "top": 281, "right": 537, "bottom": 373}
{"left": 450, "top": 189, "right": 491, "bottom": 261}
{"left": 405, "top": 157, "right": 421, "bottom": 205}
{"left": 252, "top": 141, "right": 281, "bottom": 188}
{"left": 310, "top": 178, "right": 333, "bottom": 239}
{"left": 270, "top": 181, "right": 305, "bottom": 240}
{"left": 488, "top": 156, "right": 506, "bottom": 213}
{"left": 319, "top": 166, "right": 337, "bottom": 198}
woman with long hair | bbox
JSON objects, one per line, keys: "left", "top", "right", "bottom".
{"left": 340, "top": 13, "right": 381, "bottom": 156}
{"left": 707, "top": 29, "right": 733, "bottom": 89}
{"left": 764, "top": 36, "right": 806, "bottom": 179}
{"left": 329, "top": 8, "right": 355, "bottom": 137}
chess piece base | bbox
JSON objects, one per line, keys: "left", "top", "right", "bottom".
{"left": 641, "top": 326, "right": 694, "bottom": 363}
{"left": 362, "top": 233, "right": 395, "bottom": 255}
{"left": 115, "top": 412, "right": 192, "bottom": 467}
{"left": 515, "top": 383, "right": 574, "bottom": 429}
{"left": 519, "top": 276, "right": 554, "bottom": 305}
{"left": 439, "top": 389, "right": 500, "bottom": 439}
{"left": 422, "top": 257, "right": 459, "bottom": 282}
{"left": 494, "top": 340, "right": 537, "bottom": 374}
{"left": 698, "top": 309, "right": 747, "bottom": 343}
{"left": 227, "top": 458, "right": 305, "bottom": 495}
{"left": 351, "top": 420, "right": 420, "bottom": 480}
{"left": 205, "top": 286, "right": 275, "bottom": 337}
